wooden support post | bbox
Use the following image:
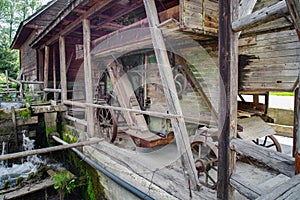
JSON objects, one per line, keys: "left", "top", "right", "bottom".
{"left": 265, "top": 92, "right": 269, "bottom": 115}
{"left": 43, "top": 46, "right": 50, "bottom": 101}
{"left": 218, "top": 0, "right": 239, "bottom": 198}
{"left": 53, "top": 46, "right": 57, "bottom": 101}
{"left": 38, "top": 49, "right": 44, "bottom": 81}
{"left": 294, "top": 88, "right": 298, "bottom": 158}
{"left": 83, "top": 19, "right": 95, "bottom": 138}
{"left": 59, "top": 36, "right": 67, "bottom": 102}
{"left": 285, "top": 0, "right": 300, "bottom": 175}
{"left": 253, "top": 94, "right": 259, "bottom": 107}
{"left": 143, "top": 0, "right": 200, "bottom": 190}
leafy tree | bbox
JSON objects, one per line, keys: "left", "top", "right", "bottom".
{"left": 0, "top": 0, "right": 43, "bottom": 78}
{"left": 0, "top": 33, "right": 19, "bottom": 78}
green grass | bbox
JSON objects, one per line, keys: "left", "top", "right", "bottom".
{"left": 269, "top": 92, "right": 294, "bottom": 96}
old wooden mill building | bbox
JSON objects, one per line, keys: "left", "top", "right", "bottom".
{"left": 9, "top": 0, "right": 300, "bottom": 199}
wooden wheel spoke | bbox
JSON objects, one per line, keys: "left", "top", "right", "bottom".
{"left": 252, "top": 135, "right": 282, "bottom": 152}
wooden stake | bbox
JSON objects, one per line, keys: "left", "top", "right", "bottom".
{"left": 83, "top": 19, "right": 95, "bottom": 138}
{"left": 143, "top": 0, "right": 200, "bottom": 190}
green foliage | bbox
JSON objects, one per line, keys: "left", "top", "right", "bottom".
{"left": 54, "top": 171, "right": 77, "bottom": 200}
{"left": 269, "top": 91, "right": 294, "bottom": 96}
{"left": 18, "top": 108, "right": 31, "bottom": 119}
{"left": 0, "top": 0, "right": 43, "bottom": 78}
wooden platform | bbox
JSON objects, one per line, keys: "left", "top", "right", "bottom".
{"left": 257, "top": 173, "right": 300, "bottom": 200}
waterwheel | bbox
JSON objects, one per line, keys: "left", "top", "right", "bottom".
{"left": 96, "top": 107, "right": 118, "bottom": 143}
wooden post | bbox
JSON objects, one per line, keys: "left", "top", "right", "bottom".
{"left": 83, "top": 19, "right": 95, "bottom": 138}
{"left": 218, "top": 0, "right": 239, "bottom": 198}
{"left": 53, "top": 46, "right": 57, "bottom": 101}
{"left": 143, "top": 0, "right": 200, "bottom": 190}
{"left": 294, "top": 88, "right": 299, "bottom": 158}
{"left": 38, "top": 49, "right": 44, "bottom": 81}
{"left": 43, "top": 46, "right": 50, "bottom": 101}
{"left": 59, "top": 36, "right": 67, "bottom": 102}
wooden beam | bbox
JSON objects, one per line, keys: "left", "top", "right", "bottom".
{"left": 294, "top": 88, "right": 299, "bottom": 157}
{"left": 232, "top": 1, "right": 289, "bottom": 32}
{"left": 59, "top": 36, "right": 68, "bottom": 101}
{"left": 43, "top": 46, "right": 50, "bottom": 101}
{"left": 38, "top": 49, "right": 44, "bottom": 81}
{"left": 83, "top": 19, "right": 95, "bottom": 138}
{"left": 231, "top": 138, "right": 295, "bottom": 177}
{"left": 52, "top": 46, "right": 57, "bottom": 100}
{"left": 229, "top": 0, "right": 239, "bottom": 198}
{"left": 286, "top": 0, "right": 300, "bottom": 38}
{"left": 238, "top": 0, "right": 257, "bottom": 18}
{"left": 33, "top": 0, "right": 116, "bottom": 47}
{"left": 0, "top": 136, "right": 103, "bottom": 161}
{"left": 218, "top": 0, "right": 236, "bottom": 198}
{"left": 143, "top": 0, "right": 200, "bottom": 190}
{"left": 256, "top": 173, "right": 300, "bottom": 200}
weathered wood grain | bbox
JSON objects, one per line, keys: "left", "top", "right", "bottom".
{"left": 232, "top": 1, "right": 289, "bottom": 32}
{"left": 231, "top": 138, "right": 295, "bottom": 177}
{"left": 256, "top": 173, "right": 300, "bottom": 200}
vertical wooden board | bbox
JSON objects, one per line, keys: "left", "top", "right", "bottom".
{"left": 83, "top": 19, "right": 95, "bottom": 137}
{"left": 181, "top": 0, "right": 218, "bottom": 34}
{"left": 59, "top": 36, "right": 67, "bottom": 101}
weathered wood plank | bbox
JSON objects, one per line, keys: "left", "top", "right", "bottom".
{"left": 232, "top": 1, "right": 289, "bottom": 32}
{"left": 59, "top": 36, "right": 67, "bottom": 101}
{"left": 83, "top": 19, "right": 95, "bottom": 138}
{"left": 256, "top": 173, "right": 300, "bottom": 200}
{"left": 0, "top": 136, "right": 103, "bottom": 161}
{"left": 143, "top": 0, "right": 200, "bottom": 189}
{"left": 1, "top": 178, "right": 55, "bottom": 200}
{"left": 286, "top": 0, "right": 300, "bottom": 39}
{"left": 43, "top": 46, "right": 49, "bottom": 100}
{"left": 237, "top": 116, "right": 276, "bottom": 140}
{"left": 230, "top": 173, "right": 264, "bottom": 199}
{"left": 231, "top": 138, "right": 295, "bottom": 177}
{"left": 84, "top": 143, "right": 216, "bottom": 199}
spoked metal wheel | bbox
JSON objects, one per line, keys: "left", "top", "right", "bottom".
{"left": 96, "top": 108, "right": 118, "bottom": 143}
{"left": 253, "top": 135, "right": 282, "bottom": 152}
{"left": 191, "top": 140, "right": 218, "bottom": 189}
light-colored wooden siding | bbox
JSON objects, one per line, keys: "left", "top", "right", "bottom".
{"left": 238, "top": 29, "right": 300, "bottom": 92}
{"left": 180, "top": 0, "right": 218, "bottom": 35}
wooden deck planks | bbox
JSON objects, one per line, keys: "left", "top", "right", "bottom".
{"left": 256, "top": 173, "right": 300, "bottom": 200}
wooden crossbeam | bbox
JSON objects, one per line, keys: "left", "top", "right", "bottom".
{"left": 232, "top": 1, "right": 289, "bottom": 32}
{"left": 0, "top": 136, "right": 103, "bottom": 161}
